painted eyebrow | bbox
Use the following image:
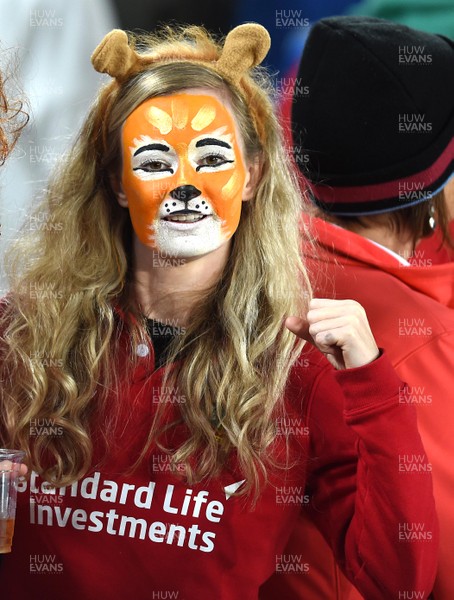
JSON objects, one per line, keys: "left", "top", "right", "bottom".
{"left": 133, "top": 143, "right": 169, "bottom": 156}
{"left": 195, "top": 138, "right": 232, "bottom": 149}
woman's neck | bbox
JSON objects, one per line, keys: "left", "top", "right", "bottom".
{"left": 336, "top": 215, "right": 416, "bottom": 260}
{"left": 132, "top": 235, "right": 231, "bottom": 325}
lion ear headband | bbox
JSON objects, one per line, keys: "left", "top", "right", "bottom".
{"left": 91, "top": 23, "right": 271, "bottom": 84}
{"left": 91, "top": 24, "right": 271, "bottom": 145}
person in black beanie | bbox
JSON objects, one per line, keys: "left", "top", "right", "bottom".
{"left": 292, "top": 15, "right": 454, "bottom": 230}
{"left": 260, "top": 16, "right": 454, "bottom": 600}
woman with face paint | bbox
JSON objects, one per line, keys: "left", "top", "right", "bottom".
{"left": 0, "top": 25, "right": 437, "bottom": 599}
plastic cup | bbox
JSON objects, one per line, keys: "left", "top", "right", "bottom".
{"left": 0, "top": 449, "right": 25, "bottom": 553}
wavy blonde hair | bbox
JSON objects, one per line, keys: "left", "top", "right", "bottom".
{"left": 0, "top": 26, "right": 312, "bottom": 497}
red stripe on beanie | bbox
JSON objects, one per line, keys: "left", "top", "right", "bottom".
{"left": 310, "top": 137, "right": 454, "bottom": 205}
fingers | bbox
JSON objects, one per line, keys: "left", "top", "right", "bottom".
{"left": 0, "top": 461, "right": 28, "bottom": 476}
{"left": 308, "top": 316, "right": 352, "bottom": 346}
{"left": 308, "top": 298, "right": 367, "bottom": 320}
{"left": 285, "top": 316, "right": 311, "bottom": 343}
{"left": 287, "top": 298, "right": 379, "bottom": 370}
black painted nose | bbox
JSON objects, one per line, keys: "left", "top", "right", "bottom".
{"left": 170, "top": 185, "right": 201, "bottom": 202}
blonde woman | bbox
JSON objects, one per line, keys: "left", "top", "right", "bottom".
{"left": 0, "top": 25, "right": 437, "bottom": 599}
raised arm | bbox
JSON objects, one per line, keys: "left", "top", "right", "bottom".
{"left": 285, "top": 299, "right": 438, "bottom": 598}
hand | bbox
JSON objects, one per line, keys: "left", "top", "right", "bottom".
{"left": 0, "top": 461, "right": 28, "bottom": 476}
{"left": 285, "top": 298, "right": 380, "bottom": 370}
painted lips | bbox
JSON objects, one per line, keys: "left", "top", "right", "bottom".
{"left": 164, "top": 212, "right": 207, "bottom": 223}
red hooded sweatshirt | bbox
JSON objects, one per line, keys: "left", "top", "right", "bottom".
{"left": 260, "top": 216, "right": 454, "bottom": 600}
{"left": 0, "top": 300, "right": 438, "bottom": 599}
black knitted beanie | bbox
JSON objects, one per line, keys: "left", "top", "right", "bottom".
{"left": 291, "top": 16, "right": 454, "bottom": 215}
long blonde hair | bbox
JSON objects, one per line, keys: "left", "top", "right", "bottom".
{"left": 0, "top": 26, "right": 312, "bottom": 497}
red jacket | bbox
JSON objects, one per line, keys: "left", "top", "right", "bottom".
{"left": 0, "top": 307, "right": 438, "bottom": 599}
{"left": 261, "top": 217, "right": 454, "bottom": 600}
{"left": 412, "top": 223, "right": 454, "bottom": 266}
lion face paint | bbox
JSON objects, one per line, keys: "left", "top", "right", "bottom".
{"left": 121, "top": 92, "right": 248, "bottom": 257}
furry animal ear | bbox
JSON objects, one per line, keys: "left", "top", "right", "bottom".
{"left": 216, "top": 24, "right": 271, "bottom": 83}
{"left": 91, "top": 23, "right": 271, "bottom": 85}
{"left": 91, "top": 29, "right": 139, "bottom": 80}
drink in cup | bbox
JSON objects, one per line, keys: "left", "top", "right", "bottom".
{"left": 0, "top": 449, "right": 25, "bottom": 553}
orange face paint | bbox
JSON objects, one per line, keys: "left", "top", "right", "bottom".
{"left": 121, "top": 92, "right": 248, "bottom": 257}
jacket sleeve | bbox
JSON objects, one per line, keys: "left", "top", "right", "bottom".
{"left": 304, "top": 351, "right": 438, "bottom": 600}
